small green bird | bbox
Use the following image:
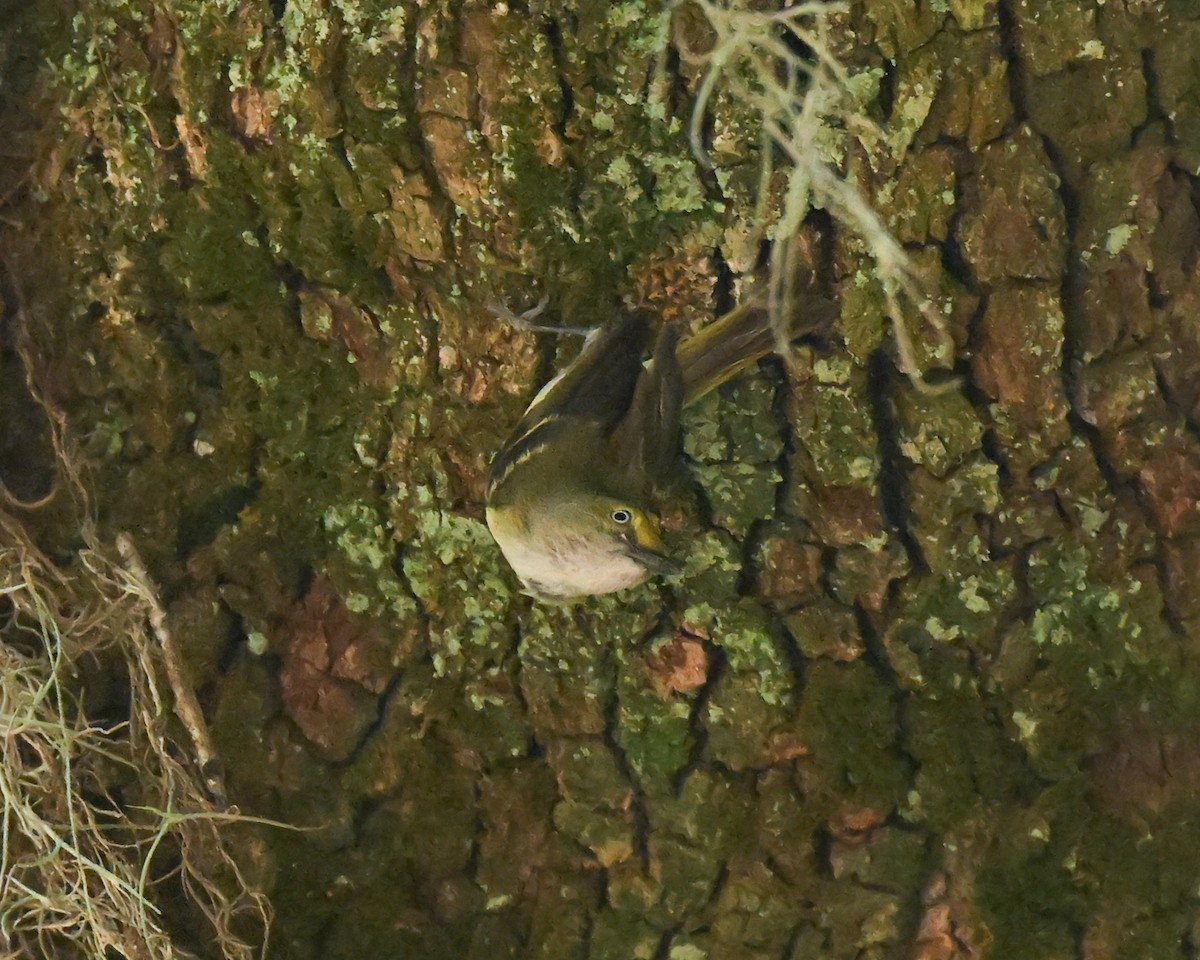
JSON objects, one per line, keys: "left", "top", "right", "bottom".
{"left": 485, "top": 295, "right": 813, "bottom": 602}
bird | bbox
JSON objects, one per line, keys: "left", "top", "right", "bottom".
{"left": 484, "top": 290, "right": 826, "bottom": 602}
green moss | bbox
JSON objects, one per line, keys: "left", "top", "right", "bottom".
{"left": 958, "top": 127, "right": 1068, "bottom": 284}
{"left": 784, "top": 601, "right": 863, "bottom": 660}
{"left": 895, "top": 384, "right": 983, "bottom": 477}
{"left": 1154, "top": 15, "right": 1200, "bottom": 173}
{"left": 691, "top": 604, "right": 793, "bottom": 707}
{"left": 586, "top": 911, "right": 662, "bottom": 960}
{"left": 402, "top": 507, "right": 514, "bottom": 676}
{"left": 517, "top": 598, "right": 659, "bottom": 739}
{"left": 886, "top": 556, "right": 1014, "bottom": 679}
{"left": 901, "top": 656, "right": 1032, "bottom": 825}
{"left": 861, "top": 0, "right": 945, "bottom": 61}
{"left": 523, "top": 875, "right": 598, "bottom": 959}
{"left": 550, "top": 741, "right": 639, "bottom": 864}
{"left": 645, "top": 771, "right": 753, "bottom": 913}
{"left": 844, "top": 827, "right": 927, "bottom": 892}
{"left": 17, "top": 0, "right": 1200, "bottom": 955}
{"left": 720, "top": 376, "right": 784, "bottom": 459}
{"left": 789, "top": 364, "right": 879, "bottom": 488}
{"left": 976, "top": 813, "right": 1083, "bottom": 959}
{"left": 691, "top": 460, "right": 781, "bottom": 533}
{"left": 827, "top": 538, "right": 911, "bottom": 611}
{"left": 1004, "top": 541, "right": 1178, "bottom": 781}
{"left": 646, "top": 153, "right": 709, "bottom": 213}
{"left": 682, "top": 391, "right": 730, "bottom": 462}
{"left": 884, "top": 59, "right": 941, "bottom": 163}
{"left": 674, "top": 530, "right": 743, "bottom": 603}
{"left": 947, "top": 0, "right": 997, "bottom": 30}
{"left": 885, "top": 145, "right": 958, "bottom": 243}
{"left": 158, "top": 134, "right": 282, "bottom": 306}
{"left": 704, "top": 861, "right": 802, "bottom": 955}
{"left": 616, "top": 664, "right": 695, "bottom": 781}
{"left": 797, "top": 660, "right": 910, "bottom": 812}
{"left": 1011, "top": 0, "right": 1101, "bottom": 77}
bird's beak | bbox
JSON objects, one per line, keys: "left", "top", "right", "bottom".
{"left": 625, "top": 514, "right": 680, "bottom": 576}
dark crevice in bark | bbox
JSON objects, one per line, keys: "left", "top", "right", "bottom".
{"left": 1006, "top": 540, "right": 1047, "bottom": 627}
{"left": 1153, "top": 552, "right": 1188, "bottom": 638}
{"left": 214, "top": 608, "right": 253, "bottom": 676}
{"left": 651, "top": 924, "right": 685, "bottom": 960}
{"left": 994, "top": 0, "right": 1027, "bottom": 127}
{"left": 737, "top": 353, "right": 800, "bottom": 598}
{"left": 598, "top": 633, "right": 653, "bottom": 869}
{"left": 507, "top": 609, "right": 538, "bottom": 758}
{"left": 524, "top": 730, "right": 545, "bottom": 759}
{"left": 817, "top": 543, "right": 839, "bottom": 600}
{"left": 390, "top": 541, "right": 434, "bottom": 641}
{"left": 1154, "top": 362, "right": 1200, "bottom": 442}
{"left": 1055, "top": 286, "right": 1132, "bottom": 496}
{"left": 866, "top": 349, "right": 926, "bottom": 575}
{"left": 856, "top": 602, "right": 923, "bottom": 798}
{"left": 0, "top": 266, "right": 56, "bottom": 508}
{"left": 274, "top": 245, "right": 310, "bottom": 310}
{"left": 160, "top": 311, "right": 223, "bottom": 391}
{"left": 941, "top": 191, "right": 985, "bottom": 296}
{"left": 365, "top": 550, "right": 435, "bottom": 746}
{"left": 1136, "top": 47, "right": 1167, "bottom": 143}
{"left": 329, "top": 666, "right": 408, "bottom": 770}
{"left": 780, "top": 922, "right": 810, "bottom": 960}
{"left": 711, "top": 244, "right": 737, "bottom": 316}
{"left": 706, "top": 859, "right": 730, "bottom": 906}
{"left": 345, "top": 789, "right": 395, "bottom": 849}
{"left": 1025, "top": 70, "right": 1134, "bottom": 500}
{"left": 855, "top": 602, "right": 903, "bottom": 695}
{"left": 761, "top": 851, "right": 796, "bottom": 888}
{"left": 1182, "top": 917, "right": 1199, "bottom": 960}
{"left": 175, "top": 483, "right": 258, "bottom": 560}
{"left": 671, "top": 639, "right": 727, "bottom": 796}
{"left": 521, "top": 323, "right": 576, "bottom": 408}
{"left": 463, "top": 778, "right": 487, "bottom": 899}
{"left": 577, "top": 906, "right": 597, "bottom": 960}
{"left": 979, "top": 428, "right": 1013, "bottom": 488}
{"left": 405, "top": 12, "right": 464, "bottom": 264}
{"left": 777, "top": 14, "right": 817, "bottom": 70}
{"left": 771, "top": 324, "right": 799, "bottom": 523}
{"left": 309, "top": 913, "right": 340, "bottom": 960}
{"left": 960, "top": 284, "right": 1013, "bottom": 490}
{"left": 1146, "top": 266, "right": 1171, "bottom": 310}
{"left": 876, "top": 55, "right": 897, "bottom": 123}
{"left": 738, "top": 517, "right": 769, "bottom": 598}
{"left": 683, "top": 454, "right": 719, "bottom": 533}
{"left": 811, "top": 823, "right": 835, "bottom": 880}
{"left": 541, "top": 16, "right": 576, "bottom": 139}
{"left": 771, "top": 608, "right": 807, "bottom": 700}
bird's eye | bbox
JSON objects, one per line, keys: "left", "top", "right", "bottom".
{"left": 611, "top": 509, "right": 632, "bottom": 524}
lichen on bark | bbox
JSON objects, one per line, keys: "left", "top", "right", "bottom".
{"left": 4, "top": 0, "right": 1200, "bottom": 958}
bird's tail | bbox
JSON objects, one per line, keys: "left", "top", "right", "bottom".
{"left": 677, "top": 265, "right": 834, "bottom": 405}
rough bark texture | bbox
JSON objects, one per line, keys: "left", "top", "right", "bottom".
{"left": 2, "top": 0, "right": 1200, "bottom": 958}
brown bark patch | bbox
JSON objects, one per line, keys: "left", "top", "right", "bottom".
{"left": 273, "top": 574, "right": 393, "bottom": 760}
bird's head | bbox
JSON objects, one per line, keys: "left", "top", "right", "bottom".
{"left": 486, "top": 494, "right": 678, "bottom": 602}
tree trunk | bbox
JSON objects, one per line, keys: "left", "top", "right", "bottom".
{"left": 2, "top": 0, "right": 1199, "bottom": 958}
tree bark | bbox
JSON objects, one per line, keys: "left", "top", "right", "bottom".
{"left": 2, "top": 0, "right": 1200, "bottom": 958}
